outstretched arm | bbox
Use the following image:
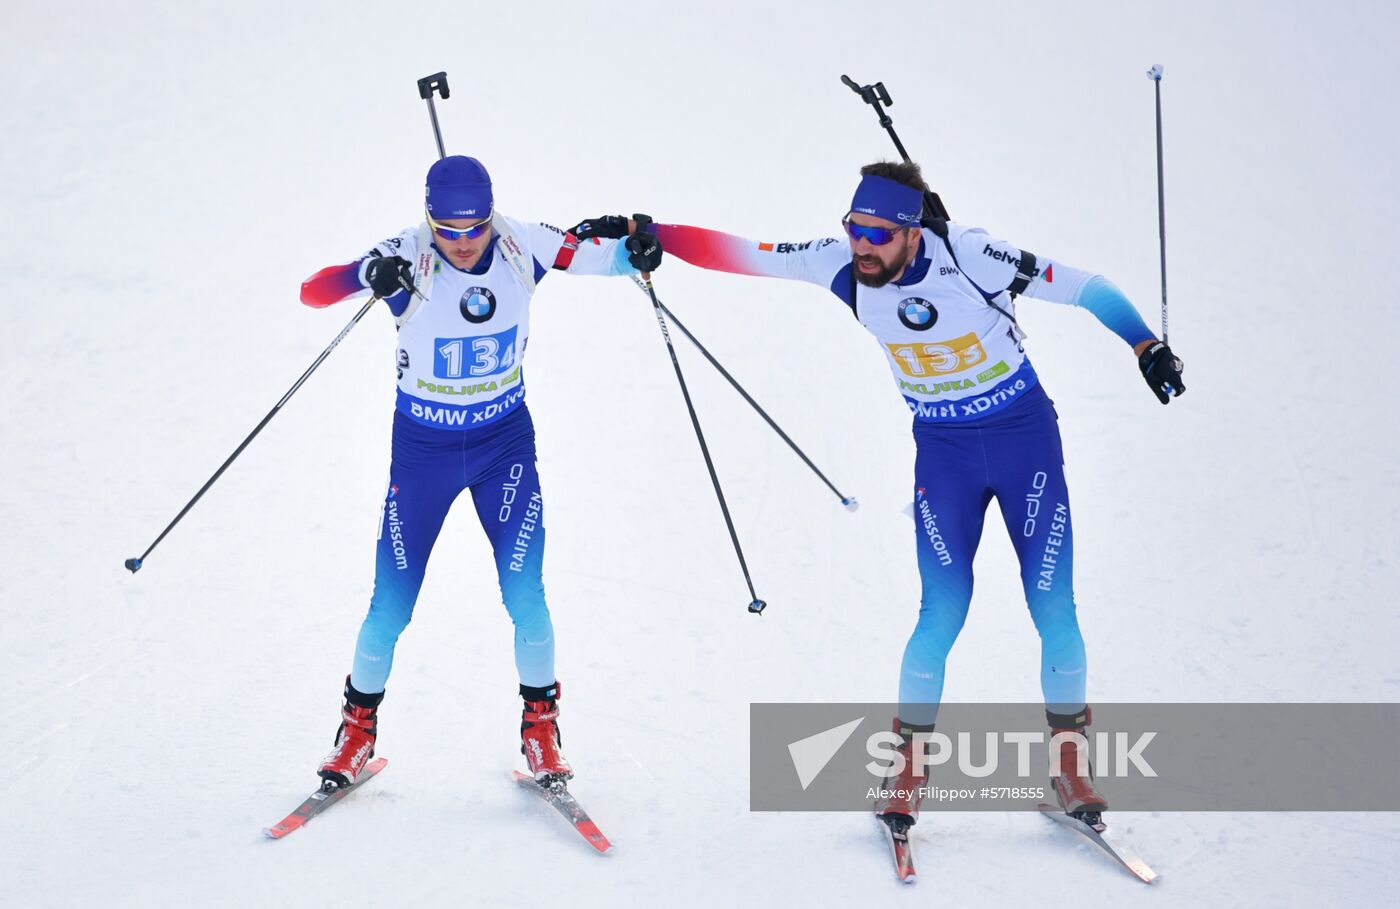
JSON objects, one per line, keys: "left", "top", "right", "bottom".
{"left": 1037, "top": 273, "right": 1184, "bottom": 403}
{"left": 301, "top": 262, "right": 367, "bottom": 309}
{"left": 653, "top": 224, "right": 849, "bottom": 287}
{"left": 950, "top": 225, "right": 1154, "bottom": 348}
{"left": 952, "top": 224, "right": 1183, "bottom": 403}
{"left": 527, "top": 217, "right": 663, "bottom": 278}
{"left": 1075, "top": 276, "right": 1158, "bottom": 351}
{"left": 300, "top": 229, "right": 418, "bottom": 316}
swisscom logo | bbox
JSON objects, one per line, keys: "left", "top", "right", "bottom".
{"left": 898, "top": 297, "right": 938, "bottom": 331}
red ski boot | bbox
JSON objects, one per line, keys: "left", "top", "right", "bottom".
{"left": 1048, "top": 707, "right": 1108, "bottom": 818}
{"left": 875, "top": 718, "right": 935, "bottom": 827}
{"left": 317, "top": 678, "right": 384, "bottom": 789}
{"left": 520, "top": 682, "right": 572, "bottom": 784}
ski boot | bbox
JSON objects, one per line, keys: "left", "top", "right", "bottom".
{"left": 317, "top": 677, "right": 383, "bottom": 790}
{"left": 875, "top": 718, "right": 935, "bottom": 836}
{"left": 1048, "top": 706, "right": 1108, "bottom": 826}
{"left": 521, "top": 682, "right": 573, "bottom": 786}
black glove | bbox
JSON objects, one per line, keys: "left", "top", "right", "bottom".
{"left": 569, "top": 215, "right": 631, "bottom": 240}
{"left": 365, "top": 255, "right": 413, "bottom": 298}
{"left": 1138, "top": 341, "right": 1185, "bottom": 404}
{"left": 626, "top": 213, "right": 663, "bottom": 272}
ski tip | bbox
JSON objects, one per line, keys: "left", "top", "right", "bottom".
{"left": 262, "top": 822, "right": 297, "bottom": 840}
{"left": 577, "top": 822, "right": 613, "bottom": 854}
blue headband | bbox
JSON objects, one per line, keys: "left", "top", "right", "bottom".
{"left": 848, "top": 174, "right": 924, "bottom": 226}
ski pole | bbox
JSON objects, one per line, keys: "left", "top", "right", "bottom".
{"left": 840, "top": 74, "right": 951, "bottom": 221}
{"left": 1146, "top": 64, "right": 1169, "bottom": 344}
{"left": 126, "top": 74, "right": 449, "bottom": 573}
{"left": 125, "top": 296, "right": 380, "bottom": 573}
{"left": 635, "top": 278, "right": 857, "bottom": 511}
{"left": 632, "top": 230, "right": 767, "bottom": 615}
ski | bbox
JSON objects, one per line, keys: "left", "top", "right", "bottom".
{"left": 262, "top": 758, "right": 389, "bottom": 839}
{"left": 512, "top": 771, "right": 612, "bottom": 853}
{"left": 875, "top": 813, "right": 917, "bottom": 884}
{"left": 1037, "top": 803, "right": 1158, "bottom": 884}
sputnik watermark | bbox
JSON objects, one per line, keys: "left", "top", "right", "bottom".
{"left": 751, "top": 703, "right": 1400, "bottom": 811}
{"left": 864, "top": 730, "right": 1158, "bottom": 779}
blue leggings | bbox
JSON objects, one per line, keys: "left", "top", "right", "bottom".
{"left": 350, "top": 405, "right": 553, "bottom": 694}
{"left": 900, "top": 383, "right": 1086, "bottom": 725}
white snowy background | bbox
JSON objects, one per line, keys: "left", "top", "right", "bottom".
{"left": 4, "top": 0, "right": 1398, "bottom": 905}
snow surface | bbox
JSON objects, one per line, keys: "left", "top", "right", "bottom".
{"left": 4, "top": 1, "right": 1398, "bottom": 905}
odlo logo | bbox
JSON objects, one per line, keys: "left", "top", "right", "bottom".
{"left": 898, "top": 297, "right": 938, "bottom": 331}
{"left": 460, "top": 286, "right": 497, "bottom": 323}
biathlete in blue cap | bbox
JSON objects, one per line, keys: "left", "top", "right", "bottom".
{"left": 651, "top": 160, "right": 1185, "bottom": 825}
{"left": 299, "top": 155, "right": 663, "bottom": 788}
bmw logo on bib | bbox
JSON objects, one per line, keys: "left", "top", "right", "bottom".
{"left": 460, "top": 287, "right": 497, "bottom": 323}
{"left": 897, "top": 297, "right": 938, "bottom": 331}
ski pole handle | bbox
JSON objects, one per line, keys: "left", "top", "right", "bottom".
{"left": 632, "top": 213, "right": 655, "bottom": 280}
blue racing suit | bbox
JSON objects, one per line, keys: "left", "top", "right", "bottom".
{"left": 302, "top": 214, "right": 637, "bottom": 693}
{"left": 654, "top": 221, "right": 1156, "bottom": 723}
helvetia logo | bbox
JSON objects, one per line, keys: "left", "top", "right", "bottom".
{"left": 460, "top": 286, "right": 497, "bottom": 323}
{"left": 897, "top": 297, "right": 938, "bottom": 331}
{"left": 981, "top": 243, "right": 1050, "bottom": 282}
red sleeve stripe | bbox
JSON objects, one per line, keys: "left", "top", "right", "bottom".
{"left": 552, "top": 233, "right": 581, "bottom": 271}
{"left": 300, "top": 262, "right": 365, "bottom": 308}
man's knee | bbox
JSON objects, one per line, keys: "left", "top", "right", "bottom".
{"left": 908, "top": 607, "right": 968, "bottom": 660}
{"left": 511, "top": 601, "right": 553, "bottom": 645}
{"left": 1030, "top": 604, "right": 1082, "bottom": 649}
{"left": 362, "top": 594, "right": 414, "bottom": 646}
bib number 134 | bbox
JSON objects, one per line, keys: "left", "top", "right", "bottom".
{"left": 435, "top": 326, "right": 519, "bottom": 379}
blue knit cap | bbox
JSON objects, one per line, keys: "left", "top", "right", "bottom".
{"left": 848, "top": 174, "right": 924, "bottom": 226}
{"left": 425, "top": 156, "right": 492, "bottom": 220}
